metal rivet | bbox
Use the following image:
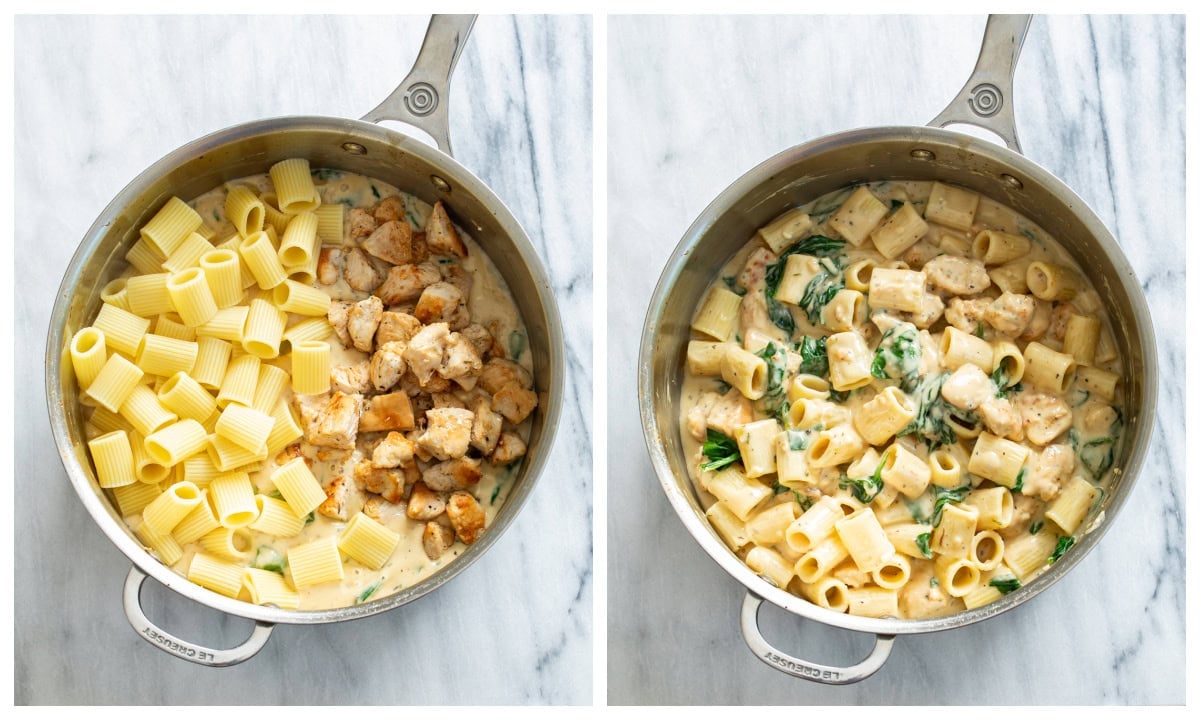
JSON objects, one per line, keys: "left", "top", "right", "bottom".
{"left": 910, "top": 149, "right": 935, "bottom": 161}
{"left": 430, "top": 175, "right": 451, "bottom": 193}
{"left": 341, "top": 142, "right": 367, "bottom": 155}
{"left": 1001, "top": 173, "right": 1024, "bottom": 190}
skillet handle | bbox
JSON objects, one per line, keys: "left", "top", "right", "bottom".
{"left": 122, "top": 565, "right": 274, "bottom": 667}
{"left": 361, "top": 14, "right": 477, "bottom": 156}
{"left": 928, "top": 14, "right": 1032, "bottom": 154}
{"left": 740, "top": 591, "right": 895, "bottom": 684}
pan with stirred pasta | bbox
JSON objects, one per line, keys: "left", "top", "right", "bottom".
{"left": 680, "top": 180, "right": 1123, "bottom": 619}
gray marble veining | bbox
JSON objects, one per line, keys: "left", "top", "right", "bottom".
{"left": 607, "top": 14, "right": 1184, "bottom": 705}
{"left": 15, "top": 14, "right": 592, "bottom": 705}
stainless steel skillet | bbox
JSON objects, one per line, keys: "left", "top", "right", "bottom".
{"left": 639, "top": 14, "right": 1156, "bottom": 683}
{"left": 46, "top": 14, "right": 564, "bottom": 667}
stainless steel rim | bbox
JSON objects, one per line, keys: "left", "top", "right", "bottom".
{"left": 639, "top": 124, "right": 1158, "bottom": 636}
{"left": 47, "top": 115, "right": 565, "bottom": 625}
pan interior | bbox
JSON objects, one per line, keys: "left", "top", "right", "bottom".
{"left": 49, "top": 116, "right": 563, "bottom": 624}
{"left": 642, "top": 126, "right": 1156, "bottom": 635}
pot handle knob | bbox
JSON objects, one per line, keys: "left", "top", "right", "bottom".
{"left": 122, "top": 565, "right": 274, "bottom": 667}
{"left": 740, "top": 591, "right": 895, "bottom": 684}
{"left": 928, "top": 14, "right": 1032, "bottom": 154}
{"left": 361, "top": 14, "right": 477, "bottom": 156}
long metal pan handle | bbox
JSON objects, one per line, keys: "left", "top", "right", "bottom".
{"left": 740, "top": 592, "right": 895, "bottom": 684}
{"left": 928, "top": 14, "right": 1032, "bottom": 153}
{"left": 361, "top": 14, "right": 477, "bottom": 156}
{"left": 122, "top": 566, "right": 274, "bottom": 667}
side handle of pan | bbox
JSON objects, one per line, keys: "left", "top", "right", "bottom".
{"left": 361, "top": 14, "right": 477, "bottom": 156}
{"left": 123, "top": 566, "right": 274, "bottom": 667}
{"left": 740, "top": 592, "right": 895, "bottom": 684}
{"left": 928, "top": 14, "right": 1032, "bottom": 154}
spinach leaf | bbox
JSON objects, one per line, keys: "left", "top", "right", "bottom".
{"left": 797, "top": 257, "right": 845, "bottom": 326}
{"left": 870, "top": 322, "right": 920, "bottom": 391}
{"left": 721, "top": 276, "right": 747, "bottom": 296}
{"left": 356, "top": 579, "right": 384, "bottom": 604}
{"left": 766, "top": 296, "right": 796, "bottom": 336}
{"left": 1049, "top": 535, "right": 1076, "bottom": 564}
{"left": 915, "top": 532, "right": 933, "bottom": 559}
{"left": 755, "top": 343, "right": 787, "bottom": 401}
{"left": 796, "top": 336, "right": 829, "bottom": 377}
{"left": 931, "top": 484, "right": 972, "bottom": 527}
{"left": 700, "top": 429, "right": 741, "bottom": 472}
{"left": 838, "top": 455, "right": 887, "bottom": 504}
{"left": 1080, "top": 437, "right": 1115, "bottom": 480}
{"left": 786, "top": 430, "right": 809, "bottom": 452}
{"left": 1013, "top": 467, "right": 1026, "bottom": 495}
{"left": 989, "top": 576, "right": 1021, "bottom": 594}
{"left": 898, "top": 373, "right": 961, "bottom": 451}
{"left": 1029, "top": 520, "right": 1044, "bottom": 535}
{"left": 252, "top": 547, "right": 286, "bottom": 574}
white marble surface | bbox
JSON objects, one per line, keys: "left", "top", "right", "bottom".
{"left": 14, "top": 14, "right": 592, "bottom": 705}
{"left": 607, "top": 15, "right": 1184, "bottom": 704}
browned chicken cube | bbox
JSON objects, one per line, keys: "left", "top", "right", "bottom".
{"left": 347, "top": 295, "right": 384, "bottom": 353}
{"left": 304, "top": 392, "right": 363, "bottom": 450}
{"left": 414, "top": 281, "right": 463, "bottom": 325}
{"left": 492, "top": 383, "right": 538, "bottom": 425}
{"left": 354, "top": 461, "right": 405, "bottom": 504}
{"left": 491, "top": 431, "right": 527, "bottom": 465}
{"left": 470, "top": 398, "right": 503, "bottom": 454}
{"left": 417, "top": 407, "right": 474, "bottom": 460}
{"left": 359, "top": 392, "right": 416, "bottom": 432}
{"left": 425, "top": 200, "right": 468, "bottom": 258}
{"left": 373, "top": 196, "right": 406, "bottom": 224}
{"left": 349, "top": 207, "right": 377, "bottom": 240}
{"left": 403, "top": 322, "right": 450, "bottom": 385}
{"left": 376, "top": 311, "right": 422, "bottom": 345}
{"left": 421, "top": 456, "right": 482, "bottom": 492}
{"left": 371, "top": 431, "right": 416, "bottom": 469}
{"left": 406, "top": 481, "right": 446, "bottom": 520}
{"left": 422, "top": 521, "right": 455, "bottom": 560}
{"left": 446, "top": 491, "right": 486, "bottom": 544}
{"left": 369, "top": 341, "right": 408, "bottom": 393}
{"left": 361, "top": 219, "right": 413, "bottom": 266}
{"left": 343, "top": 247, "right": 385, "bottom": 293}
{"left": 374, "top": 262, "right": 441, "bottom": 305}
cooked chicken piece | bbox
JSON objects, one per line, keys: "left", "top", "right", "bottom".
{"left": 425, "top": 200, "right": 467, "bottom": 258}
{"left": 984, "top": 292, "right": 1035, "bottom": 338}
{"left": 358, "top": 392, "right": 416, "bottom": 432}
{"left": 446, "top": 304, "right": 472, "bottom": 332}
{"left": 349, "top": 207, "right": 377, "bottom": 241}
{"left": 940, "top": 363, "right": 994, "bottom": 411}
{"left": 470, "top": 398, "right": 503, "bottom": 454}
{"left": 899, "top": 561, "right": 959, "bottom": 618}
{"left": 317, "top": 247, "right": 342, "bottom": 286}
{"left": 406, "top": 481, "right": 447, "bottom": 520}
{"left": 440, "top": 262, "right": 473, "bottom": 298}
{"left": 402, "top": 369, "right": 452, "bottom": 395}
{"left": 924, "top": 255, "right": 991, "bottom": 295}
{"left": 686, "top": 392, "right": 720, "bottom": 442}
{"left": 1048, "top": 303, "right": 1076, "bottom": 341}
{"left": 905, "top": 292, "right": 944, "bottom": 329}
{"left": 944, "top": 297, "right": 990, "bottom": 335}
{"left": 1083, "top": 401, "right": 1119, "bottom": 433}
{"left": 369, "top": 340, "right": 407, "bottom": 392}
{"left": 360, "top": 219, "right": 413, "bottom": 266}
{"left": 414, "top": 281, "right": 463, "bottom": 325}
{"left": 491, "top": 431, "right": 527, "bottom": 465}
{"left": 304, "top": 392, "right": 363, "bottom": 450}
{"left": 403, "top": 322, "right": 451, "bottom": 385}
{"left": 422, "top": 457, "right": 483, "bottom": 492}
{"left": 831, "top": 560, "right": 871, "bottom": 588}
{"left": 330, "top": 360, "right": 372, "bottom": 394}
{"left": 432, "top": 392, "right": 468, "bottom": 409}
{"left": 354, "top": 461, "right": 404, "bottom": 503}
{"left": 705, "top": 391, "right": 753, "bottom": 437}
{"left": 411, "top": 231, "right": 430, "bottom": 264}
{"left": 347, "top": 295, "right": 384, "bottom": 353}
{"left": 491, "top": 383, "right": 538, "bottom": 425}
{"left": 374, "top": 262, "right": 442, "bottom": 305}
{"left": 373, "top": 195, "right": 406, "bottom": 224}
{"left": 422, "top": 521, "right": 455, "bottom": 560}
{"left": 1019, "top": 299, "right": 1052, "bottom": 342}
{"left": 1018, "top": 392, "right": 1073, "bottom": 445}
{"left": 417, "top": 407, "right": 474, "bottom": 460}
{"left": 1024, "top": 444, "right": 1074, "bottom": 501}
{"left": 362, "top": 496, "right": 383, "bottom": 520}
{"left": 460, "top": 323, "right": 495, "bottom": 357}
{"left": 327, "top": 301, "right": 353, "bottom": 348}
{"left": 1000, "top": 494, "right": 1043, "bottom": 540}
{"left": 440, "top": 331, "right": 483, "bottom": 384}
{"left": 375, "top": 311, "right": 422, "bottom": 346}
{"left": 446, "top": 491, "right": 486, "bottom": 544}
{"left": 737, "top": 246, "right": 773, "bottom": 292}
{"left": 979, "top": 396, "right": 1023, "bottom": 441}
{"left": 316, "top": 475, "right": 350, "bottom": 521}
{"left": 478, "top": 358, "right": 533, "bottom": 394}
{"left": 372, "top": 431, "right": 416, "bottom": 468}
{"left": 902, "top": 240, "right": 941, "bottom": 270}
{"left": 343, "top": 247, "right": 385, "bottom": 293}
{"left": 273, "top": 442, "right": 305, "bottom": 467}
